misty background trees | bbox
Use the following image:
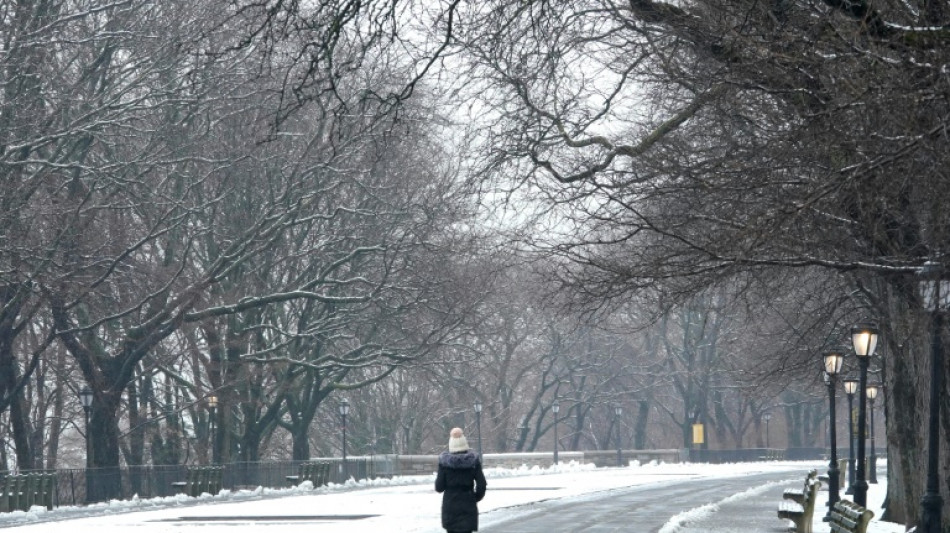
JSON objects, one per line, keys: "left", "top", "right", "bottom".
{"left": 1, "top": 0, "right": 946, "bottom": 528}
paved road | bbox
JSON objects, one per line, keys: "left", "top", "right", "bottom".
{"left": 480, "top": 470, "right": 800, "bottom": 533}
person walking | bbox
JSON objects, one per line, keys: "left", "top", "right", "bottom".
{"left": 435, "top": 427, "right": 487, "bottom": 533}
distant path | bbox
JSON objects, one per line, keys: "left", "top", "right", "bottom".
{"left": 480, "top": 470, "right": 799, "bottom": 533}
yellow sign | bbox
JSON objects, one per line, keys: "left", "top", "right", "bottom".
{"left": 692, "top": 423, "right": 705, "bottom": 445}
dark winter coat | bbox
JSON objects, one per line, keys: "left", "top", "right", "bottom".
{"left": 435, "top": 450, "right": 487, "bottom": 532}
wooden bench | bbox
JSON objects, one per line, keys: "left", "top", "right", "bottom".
{"left": 286, "top": 461, "right": 331, "bottom": 488}
{"left": 783, "top": 469, "right": 818, "bottom": 504}
{"left": 171, "top": 466, "right": 224, "bottom": 497}
{"left": 0, "top": 473, "right": 56, "bottom": 512}
{"left": 818, "top": 459, "right": 847, "bottom": 489}
{"left": 828, "top": 499, "right": 874, "bottom": 533}
{"left": 778, "top": 472, "right": 820, "bottom": 533}
{"left": 760, "top": 449, "right": 786, "bottom": 461}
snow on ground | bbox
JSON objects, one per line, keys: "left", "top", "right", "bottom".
{"left": 658, "top": 479, "right": 794, "bottom": 533}
{"left": 809, "top": 467, "right": 903, "bottom": 533}
{"left": 658, "top": 461, "right": 900, "bottom": 533}
{"left": 0, "top": 459, "right": 906, "bottom": 532}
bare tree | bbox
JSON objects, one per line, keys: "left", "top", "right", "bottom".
{"left": 450, "top": 0, "right": 950, "bottom": 523}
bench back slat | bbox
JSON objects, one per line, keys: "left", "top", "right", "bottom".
{"left": 0, "top": 473, "right": 57, "bottom": 513}
{"left": 829, "top": 500, "right": 874, "bottom": 533}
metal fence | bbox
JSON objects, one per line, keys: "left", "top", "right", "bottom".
{"left": 7, "top": 457, "right": 387, "bottom": 507}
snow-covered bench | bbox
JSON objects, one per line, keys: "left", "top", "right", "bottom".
{"left": 783, "top": 469, "right": 818, "bottom": 504}
{"left": 818, "top": 459, "right": 847, "bottom": 490}
{"left": 777, "top": 471, "right": 820, "bottom": 533}
{"left": 828, "top": 499, "right": 873, "bottom": 533}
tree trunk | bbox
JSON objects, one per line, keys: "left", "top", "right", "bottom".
{"left": 634, "top": 400, "right": 650, "bottom": 450}
{"left": 88, "top": 390, "right": 123, "bottom": 501}
{"left": 47, "top": 349, "right": 66, "bottom": 469}
{"left": 125, "top": 372, "right": 146, "bottom": 495}
{"left": 292, "top": 422, "right": 310, "bottom": 460}
{"left": 0, "top": 345, "right": 33, "bottom": 470}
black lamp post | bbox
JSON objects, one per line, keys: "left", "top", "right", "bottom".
{"left": 552, "top": 400, "right": 560, "bottom": 465}
{"left": 207, "top": 395, "right": 218, "bottom": 464}
{"left": 339, "top": 398, "right": 349, "bottom": 478}
{"left": 614, "top": 406, "right": 623, "bottom": 467}
{"left": 843, "top": 376, "right": 858, "bottom": 495}
{"left": 764, "top": 413, "right": 772, "bottom": 448}
{"left": 919, "top": 261, "right": 946, "bottom": 533}
{"left": 474, "top": 401, "right": 483, "bottom": 458}
{"left": 822, "top": 349, "right": 845, "bottom": 520}
{"left": 866, "top": 384, "right": 879, "bottom": 484}
{"left": 850, "top": 322, "right": 879, "bottom": 507}
{"left": 79, "top": 386, "right": 94, "bottom": 502}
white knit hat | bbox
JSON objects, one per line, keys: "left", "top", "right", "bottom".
{"left": 448, "top": 427, "right": 470, "bottom": 452}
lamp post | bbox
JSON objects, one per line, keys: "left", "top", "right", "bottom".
{"left": 850, "top": 322, "right": 879, "bottom": 507}
{"left": 843, "top": 376, "right": 859, "bottom": 495}
{"left": 474, "top": 401, "right": 483, "bottom": 458}
{"left": 552, "top": 401, "right": 560, "bottom": 465}
{"left": 339, "top": 398, "right": 349, "bottom": 479}
{"left": 822, "top": 349, "right": 845, "bottom": 520}
{"left": 764, "top": 413, "right": 772, "bottom": 448}
{"left": 614, "top": 405, "right": 623, "bottom": 467}
{"left": 866, "top": 384, "right": 879, "bottom": 484}
{"left": 207, "top": 395, "right": 218, "bottom": 464}
{"left": 79, "top": 386, "right": 94, "bottom": 503}
{"left": 919, "top": 261, "right": 946, "bottom": 533}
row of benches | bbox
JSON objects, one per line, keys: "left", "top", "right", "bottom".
{"left": 1, "top": 461, "right": 333, "bottom": 513}
{"left": 0, "top": 473, "right": 56, "bottom": 512}
{"left": 777, "top": 469, "right": 874, "bottom": 533}
{"left": 169, "top": 462, "right": 331, "bottom": 498}
{"left": 760, "top": 449, "right": 786, "bottom": 460}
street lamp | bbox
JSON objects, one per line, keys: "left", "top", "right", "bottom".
{"left": 843, "top": 376, "right": 859, "bottom": 495}
{"left": 614, "top": 406, "right": 623, "bottom": 467}
{"left": 866, "top": 384, "right": 879, "bottom": 484}
{"left": 339, "top": 398, "right": 349, "bottom": 478}
{"left": 850, "top": 321, "right": 879, "bottom": 507}
{"left": 79, "top": 386, "right": 94, "bottom": 502}
{"left": 763, "top": 413, "right": 772, "bottom": 448}
{"left": 80, "top": 386, "right": 93, "bottom": 422}
{"left": 552, "top": 401, "right": 560, "bottom": 465}
{"left": 473, "top": 401, "right": 483, "bottom": 458}
{"left": 207, "top": 395, "right": 218, "bottom": 464}
{"left": 822, "top": 348, "right": 845, "bottom": 520}
{"left": 919, "top": 261, "right": 947, "bottom": 533}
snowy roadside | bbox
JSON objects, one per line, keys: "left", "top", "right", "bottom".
{"left": 0, "top": 459, "right": 905, "bottom": 532}
{"left": 808, "top": 469, "right": 903, "bottom": 533}
{"left": 658, "top": 460, "right": 903, "bottom": 533}
{"left": 0, "top": 460, "right": 603, "bottom": 527}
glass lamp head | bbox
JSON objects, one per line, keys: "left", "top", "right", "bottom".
{"left": 850, "top": 323, "right": 879, "bottom": 357}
